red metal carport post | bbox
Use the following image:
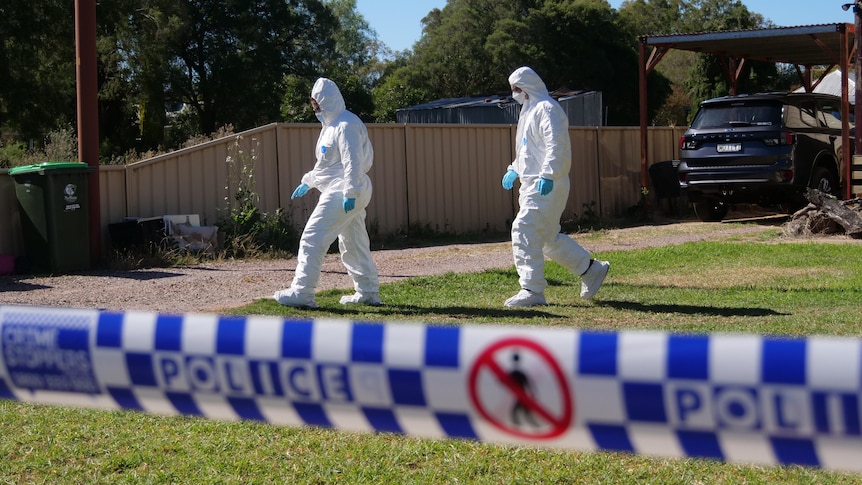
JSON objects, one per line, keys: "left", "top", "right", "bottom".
{"left": 638, "top": 39, "right": 649, "bottom": 190}
{"left": 75, "top": 0, "right": 101, "bottom": 264}
{"left": 638, "top": 38, "right": 670, "bottom": 191}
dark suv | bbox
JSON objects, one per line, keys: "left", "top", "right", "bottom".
{"left": 678, "top": 92, "right": 849, "bottom": 221}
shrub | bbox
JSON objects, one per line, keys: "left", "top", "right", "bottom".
{"left": 0, "top": 141, "right": 26, "bottom": 168}
{"left": 0, "top": 126, "right": 79, "bottom": 167}
{"left": 217, "top": 135, "right": 300, "bottom": 258}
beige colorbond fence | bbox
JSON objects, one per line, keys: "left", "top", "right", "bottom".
{"left": 0, "top": 123, "right": 686, "bottom": 258}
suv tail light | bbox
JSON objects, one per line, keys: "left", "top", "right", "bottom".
{"left": 680, "top": 136, "right": 697, "bottom": 150}
{"left": 763, "top": 132, "right": 794, "bottom": 146}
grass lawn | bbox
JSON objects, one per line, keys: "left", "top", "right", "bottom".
{"left": 2, "top": 229, "right": 862, "bottom": 483}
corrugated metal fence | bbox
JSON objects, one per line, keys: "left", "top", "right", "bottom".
{"left": 0, "top": 123, "right": 686, "bottom": 257}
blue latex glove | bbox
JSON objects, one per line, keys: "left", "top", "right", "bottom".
{"left": 502, "top": 169, "right": 518, "bottom": 190}
{"left": 291, "top": 183, "right": 309, "bottom": 199}
{"left": 537, "top": 177, "right": 554, "bottom": 196}
{"left": 343, "top": 197, "right": 355, "bottom": 212}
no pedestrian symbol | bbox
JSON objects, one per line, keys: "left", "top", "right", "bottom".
{"left": 468, "top": 337, "right": 573, "bottom": 439}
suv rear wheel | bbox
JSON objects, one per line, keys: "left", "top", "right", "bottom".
{"left": 809, "top": 165, "right": 839, "bottom": 196}
{"left": 693, "top": 200, "right": 729, "bottom": 222}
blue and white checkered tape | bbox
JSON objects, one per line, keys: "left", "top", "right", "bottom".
{"left": 1, "top": 304, "right": 862, "bottom": 472}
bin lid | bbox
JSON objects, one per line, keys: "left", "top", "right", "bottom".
{"left": 8, "top": 161, "right": 93, "bottom": 176}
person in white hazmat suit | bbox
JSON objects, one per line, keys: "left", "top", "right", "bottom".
{"left": 501, "top": 66, "right": 610, "bottom": 307}
{"left": 273, "top": 78, "right": 382, "bottom": 308}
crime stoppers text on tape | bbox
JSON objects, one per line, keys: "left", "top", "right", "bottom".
{"left": 2, "top": 304, "right": 862, "bottom": 472}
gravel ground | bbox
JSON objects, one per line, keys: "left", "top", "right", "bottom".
{"left": 0, "top": 217, "right": 809, "bottom": 313}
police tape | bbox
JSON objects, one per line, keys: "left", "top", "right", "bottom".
{"left": 1, "top": 304, "right": 861, "bottom": 472}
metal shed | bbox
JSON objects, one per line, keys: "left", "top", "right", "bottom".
{"left": 638, "top": 23, "right": 859, "bottom": 199}
{"left": 396, "top": 89, "right": 603, "bottom": 126}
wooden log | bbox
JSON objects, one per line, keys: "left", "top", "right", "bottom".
{"left": 804, "top": 189, "right": 862, "bottom": 238}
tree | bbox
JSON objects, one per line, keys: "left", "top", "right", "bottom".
{"left": 106, "top": 1, "right": 178, "bottom": 151}
{"left": 281, "top": 0, "right": 387, "bottom": 122}
{"left": 373, "top": 0, "right": 514, "bottom": 114}
{"left": 162, "top": 0, "right": 337, "bottom": 136}
{"left": 95, "top": 0, "right": 166, "bottom": 158}
{"left": 618, "top": 0, "right": 687, "bottom": 37}
{"left": 0, "top": 0, "right": 76, "bottom": 143}
{"left": 372, "top": 54, "right": 430, "bottom": 123}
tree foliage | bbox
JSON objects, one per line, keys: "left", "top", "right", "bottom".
{"left": 161, "top": 0, "right": 337, "bottom": 136}
{"left": 372, "top": 54, "right": 429, "bottom": 123}
{"left": 281, "top": 0, "right": 387, "bottom": 122}
{"left": 0, "top": 0, "right": 76, "bottom": 142}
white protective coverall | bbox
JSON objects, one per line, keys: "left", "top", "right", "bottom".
{"left": 288, "top": 78, "right": 380, "bottom": 299}
{"left": 507, "top": 66, "right": 592, "bottom": 295}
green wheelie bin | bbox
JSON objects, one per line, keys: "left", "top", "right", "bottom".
{"left": 8, "top": 162, "right": 95, "bottom": 273}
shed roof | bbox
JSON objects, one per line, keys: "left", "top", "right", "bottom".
{"left": 643, "top": 23, "right": 853, "bottom": 67}
{"left": 398, "top": 88, "right": 591, "bottom": 111}
{"left": 395, "top": 89, "right": 601, "bottom": 126}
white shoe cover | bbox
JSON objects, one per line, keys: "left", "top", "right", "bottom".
{"left": 339, "top": 292, "right": 383, "bottom": 306}
{"left": 273, "top": 288, "right": 319, "bottom": 308}
{"left": 504, "top": 289, "right": 546, "bottom": 307}
{"left": 580, "top": 260, "right": 610, "bottom": 300}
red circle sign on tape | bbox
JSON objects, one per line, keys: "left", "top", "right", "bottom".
{"left": 468, "top": 337, "right": 573, "bottom": 439}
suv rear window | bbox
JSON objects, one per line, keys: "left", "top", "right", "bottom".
{"left": 785, "top": 100, "right": 820, "bottom": 129}
{"left": 818, "top": 99, "right": 844, "bottom": 129}
{"left": 690, "top": 102, "right": 782, "bottom": 129}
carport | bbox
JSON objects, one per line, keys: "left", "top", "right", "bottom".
{"left": 638, "top": 23, "right": 859, "bottom": 200}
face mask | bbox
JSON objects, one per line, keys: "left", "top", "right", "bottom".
{"left": 315, "top": 112, "right": 325, "bottom": 123}
{"left": 512, "top": 90, "right": 527, "bottom": 105}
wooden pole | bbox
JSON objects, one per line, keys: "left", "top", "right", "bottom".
{"left": 75, "top": 0, "right": 101, "bottom": 264}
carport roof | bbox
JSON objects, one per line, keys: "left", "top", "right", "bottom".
{"left": 643, "top": 23, "right": 853, "bottom": 67}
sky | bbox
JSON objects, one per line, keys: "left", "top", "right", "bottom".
{"left": 354, "top": 0, "right": 447, "bottom": 52}
{"left": 355, "top": 0, "right": 855, "bottom": 53}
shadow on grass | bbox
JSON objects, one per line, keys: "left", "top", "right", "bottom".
{"left": 324, "top": 303, "right": 557, "bottom": 320}
{"left": 596, "top": 299, "right": 788, "bottom": 317}
{"left": 242, "top": 299, "right": 558, "bottom": 320}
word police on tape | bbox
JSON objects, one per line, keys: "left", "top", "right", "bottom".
{"left": 1, "top": 305, "right": 862, "bottom": 472}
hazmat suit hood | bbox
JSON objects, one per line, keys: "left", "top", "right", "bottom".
{"left": 508, "top": 67, "right": 552, "bottom": 106}
{"left": 311, "top": 77, "right": 346, "bottom": 125}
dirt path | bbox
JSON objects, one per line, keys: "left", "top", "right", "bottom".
{"left": 0, "top": 216, "right": 824, "bottom": 314}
